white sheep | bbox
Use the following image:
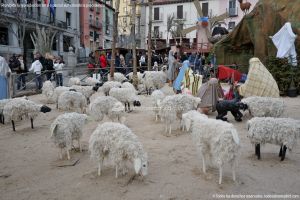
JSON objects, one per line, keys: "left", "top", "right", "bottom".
{"left": 102, "top": 81, "right": 122, "bottom": 96}
{"left": 142, "top": 71, "right": 167, "bottom": 95}
{"left": 3, "top": 98, "right": 51, "bottom": 131}
{"left": 57, "top": 91, "right": 87, "bottom": 113}
{"left": 89, "top": 122, "right": 148, "bottom": 178}
{"left": 247, "top": 117, "right": 300, "bottom": 161}
{"left": 126, "top": 72, "right": 143, "bottom": 83}
{"left": 0, "top": 96, "right": 28, "bottom": 124}
{"left": 50, "top": 112, "right": 88, "bottom": 160}
{"left": 150, "top": 90, "right": 165, "bottom": 121}
{"left": 88, "top": 96, "right": 126, "bottom": 124}
{"left": 109, "top": 87, "right": 141, "bottom": 112}
{"left": 241, "top": 96, "right": 285, "bottom": 117}
{"left": 108, "top": 72, "right": 127, "bottom": 83}
{"left": 70, "top": 85, "right": 100, "bottom": 103}
{"left": 85, "top": 77, "right": 101, "bottom": 86}
{"left": 121, "top": 82, "right": 138, "bottom": 94}
{"left": 159, "top": 94, "right": 201, "bottom": 135}
{"left": 182, "top": 110, "right": 240, "bottom": 184}
{"left": 68, "top": 77, "right": 81, "bottom": 86}
{"left": 42, "top": 80, "right": 55, "bottom": 103}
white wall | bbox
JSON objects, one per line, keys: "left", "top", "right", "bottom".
{"left": 145, "top": 2, "right": 198, "bottom": 44}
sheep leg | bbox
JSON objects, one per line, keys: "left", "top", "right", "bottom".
{"left": 155, "top": 114, "right": 158, "bottom": 122}
{"left": 219, "top": 166, "right": 223, "bottom": 184}
{"left": 280, "top": 145, "right": 287, "bottom": 161}
{"left": 168, "top": 124, "right": 172, "bottom": 136}
{"left": 30, "top": 118, "right": 34, "bottom": 129}
{"left": 59, "top": 148, "right": 63, "bottom": 160}
{"left": 256, "top": 144, "right": 261, "bottom": 160}
{"left": 128, "top": 102, "right": 131, "bottom": 112}
{"left": 11, "top": 120, "right": 15, "bottom": 131}
{"left": 232, "top": 161, "right": 236, "bottom": 182}
{"left": 201, "top": 152, "right": 206, "bottom": 174}
{"left": 115, "top": 165, "right": 118, "bottom": 178}
{"left": 78, "top": 139, "right": 82, "bottom": 152}
{"left": 279, "top": 145, "right": 283, "bottom": 157}
{"left": 67, "top": 149, "right": 70, "bottom": 160}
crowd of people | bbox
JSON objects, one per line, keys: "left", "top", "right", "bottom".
{"left": 5, "top": 52, "right": 65, "bottom": 91}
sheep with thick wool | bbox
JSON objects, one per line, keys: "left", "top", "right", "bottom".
{"left": 3, "top": 98, "right": 51, "bottom": 131}
{"left": 70, "top": 85, "right": 100, "bottom": 103}
{"left": 89, "top": 122, "right": 148, "bottom": 178}
{"left": 88, "top": 96, "right": 126, "bottom": 124}
{"left": 68, "top": 77, "right": 81, "bottom": 86}
{"left": 109, "top": 87, "right": 141, "bottom": 112}
{"left": 0, "top": 96, "right": 28, "bottom": 124}
{"left": 121, "top": 82, "right": 138, "bottom": 94}
{"left": 247, "top": 117, "right": 300, "bottom": 161}
{"left": 151, "top": 90, "right": 165, "bottom": 121}
{"left": 50, "top": 112, "right": 88, "bottom": 160}
{"left": 182, "top": 110, "right": 240, "bottom": 184}
{"left": 241, "top": 96, "right": 285, "bottom": 117}
{"left": 159, "top": 94, "right": 201, "bottom": 135}
{"left": 142, "top": 71, "right": 167, "bottom": 95}
{"left": 57, "top": 91, "right": 87, "bottom": 113}
{"left": 85, "top": 77, "right": 101, "bottom": 86}
{"left": 108, "top": 72, "right": 127, "bottom": 83}
{"left": 102, "top": 81, "right": 122, "bottom": 96}
{"left": 42, "top": 81, "right": 55, "bottom": 103}
{"left": 126, "top": 72, "right": 143, "bottom": 83}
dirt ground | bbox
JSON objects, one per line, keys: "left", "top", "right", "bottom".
{"left": 1, "top": 85, "right": 300, "bottom": 200}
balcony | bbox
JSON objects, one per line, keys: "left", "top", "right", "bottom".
{"left": 227, "top": 7, "right": 238, "bottom": 17}
{"left": 1, "top": 8, "right": 68, "bottom": 29}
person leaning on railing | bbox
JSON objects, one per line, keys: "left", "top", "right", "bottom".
{"left": 88, "top": 52, "right": 96, "bottom": 77}
{"left": 29, "top": 57, "right": 43, "bottom": 91}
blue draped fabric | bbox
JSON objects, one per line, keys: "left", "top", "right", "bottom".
{"left": 173, "top": 60, "right": 190, "bottom": 91}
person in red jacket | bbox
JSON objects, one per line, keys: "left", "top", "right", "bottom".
{"left": 99, "top": 51, "right": 107, "bottom": 76}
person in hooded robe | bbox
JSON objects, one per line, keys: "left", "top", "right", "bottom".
{"left": 197, "top": 78, "right": 224, "bottom": 114}
{"left": 0, "top": 56, "right": 11, "bottom": 100}
{"left": 167, "top": 50, "right": 175, "bottom": 85}
{"left": 173, "top": 60, "right": 190, "bottom": 94}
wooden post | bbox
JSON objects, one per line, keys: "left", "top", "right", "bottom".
{"left": 110, "top": 0, "right": 120, "bottom": 79}
{"left": 131, "top": 0, "right": 138, "bottom": 88}
{"left": 147, "top": 0, "right": 153, "bottom": 71}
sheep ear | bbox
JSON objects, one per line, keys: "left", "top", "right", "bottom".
{"left": 134, "top": 158, "right": 142, "bottom": 174}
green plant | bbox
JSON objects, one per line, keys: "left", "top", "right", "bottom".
{"left": 266, "top": 57, "right": 300, "bottom": 95}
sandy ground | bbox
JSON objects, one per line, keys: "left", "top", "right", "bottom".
{"left": 1, "top": 85, "right": 300, "bottom": 200}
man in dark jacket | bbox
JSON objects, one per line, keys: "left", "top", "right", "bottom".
{"left": 8, "top": 54, "right": 20, "bottom": 73}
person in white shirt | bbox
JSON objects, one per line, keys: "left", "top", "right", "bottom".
{"left": 29, "top": 58, "right": 43, "bottom": 90}
{"left": 53, "top": 56, "right": 64, "bottom": 86}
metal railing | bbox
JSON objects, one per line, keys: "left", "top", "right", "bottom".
{"left": 1, "top": 7, "right": 68, "bottom": 29}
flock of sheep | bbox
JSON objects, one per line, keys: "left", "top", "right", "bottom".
{"left": 0, "top": 70, "right": 299, "bottom": 185}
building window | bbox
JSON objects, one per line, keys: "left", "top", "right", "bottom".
{"left": 66, "top": 12, "right": 71, "bottom": 27}
{"left": 154, "top": 26, "right": 159, "bottom": 38}
{"left": 228, "top": 21, "right": 235, "bottom": 30}
{"left": 123, "top": 7, "right": 127, "bottom": 14}
{"left": 177, "top": 5, "right": 183, "bottom": 19}
{"left": 96, "top": 17, "right": 99, "bottom": 27}
{"left": 202, "top": 2, "right": 208, "bottom": 17}
{"left": 154, "top": 7, "right": 159, "bottom": 20}
{"left": 229, "top": 0, "right": 237, "bottom": 17}
{"left": 123, "top": 17, "right": 127, "bottom": 24}
{"left": 105, "top": 9, "right": 110, "bottom": 35}
{"left": 89, "top": 14, "right": 93, "bottom": 24}
{"left": 63, "top": 36, "right": 72, "bottom": 52}
{"left": 0, "top": 27, "right": 8, "bottom": 45}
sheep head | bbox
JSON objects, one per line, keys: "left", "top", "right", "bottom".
{"left": 134, "top": 152, "right": 148, "bottom": 176}
{"left": 40, "top": 105, "right": 51, "bottom": 113}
